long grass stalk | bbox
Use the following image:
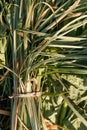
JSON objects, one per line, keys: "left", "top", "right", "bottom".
{"left": 11, "top": 0, "right": 19, "bottom": 129}
{"left": 62, "top": 94, "right": 87, "bottom": 127}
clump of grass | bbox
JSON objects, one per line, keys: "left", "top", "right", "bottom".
{"left": 0, "top": 0, "right": 87, "bottom": 130}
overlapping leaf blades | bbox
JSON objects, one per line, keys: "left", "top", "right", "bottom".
{"left": 0, "top": 0, "right": 87, "bottom": 130}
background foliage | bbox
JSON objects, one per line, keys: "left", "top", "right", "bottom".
{"left": 0, "top": 0, "right": 87, "bottom": 130}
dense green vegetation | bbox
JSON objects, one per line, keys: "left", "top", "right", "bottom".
{"left": 0, "top": 0, "right": 87, "bottom": 130}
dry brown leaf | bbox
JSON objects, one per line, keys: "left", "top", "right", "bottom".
{"left": 0, "top": 109, "right": 10, "bottom": 116}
